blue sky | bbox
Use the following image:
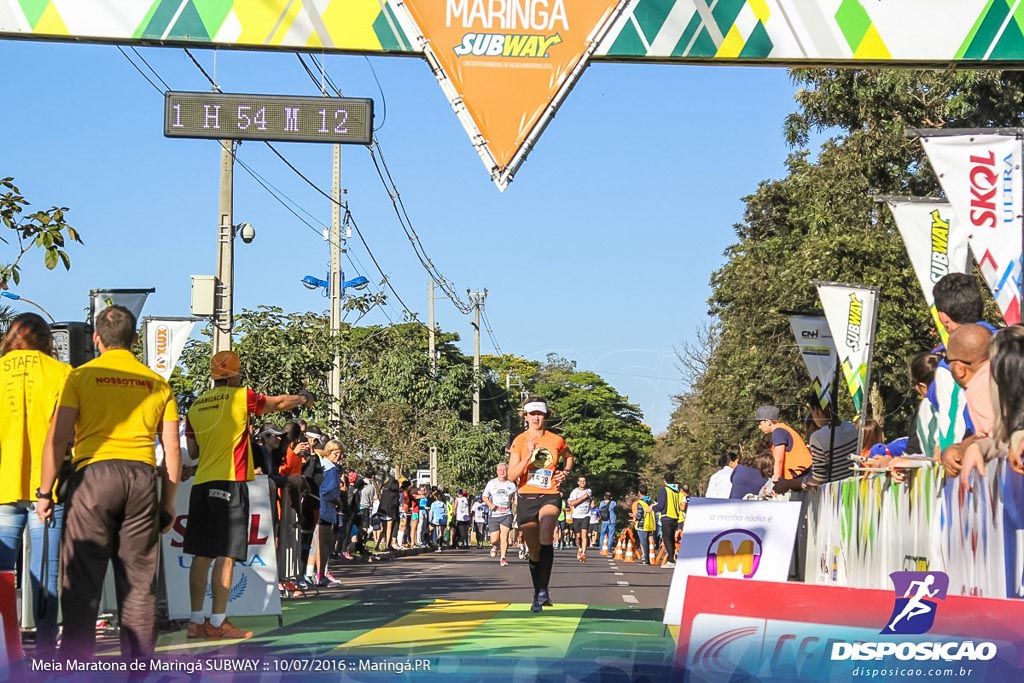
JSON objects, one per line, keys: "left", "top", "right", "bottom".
{"left": 1, "top": 39, "right": 799, "bottom": 433}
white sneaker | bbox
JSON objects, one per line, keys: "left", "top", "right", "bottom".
{"left": 490, "top": 546, "right": 497, "bottom": 558}
{"left": 662, "top": 561, "right": 676, "bottom": 568}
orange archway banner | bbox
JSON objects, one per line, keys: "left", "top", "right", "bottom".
{"left": 397, "top": 0, "right": 627, "bottom": 189}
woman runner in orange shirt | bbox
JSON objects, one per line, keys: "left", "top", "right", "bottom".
{"left": 507, "top": 397, "right": 574, "bottom": 613}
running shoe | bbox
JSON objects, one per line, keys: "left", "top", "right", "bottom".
{"left": 203, "top": 620, "right": 253, "bottom": 640}
{"left": 530, "top": 593, "right": 544, "bottom": 613}
{"left": 538, "top": 589, "right": 553, "bottom": 607}
{"left": 186, "top": 619, "right": 210, "bottom": 639}
{"left": 579, "top": 552, "right": 586, "bottom": 563}
{"left": 662, "top": 561, "right": 676, "bottom": 568}
{"left": 500, "top": 557, "right": 508, "bottom": 567}
{"left": 342, "top": 552, "right": 353, "bottom": 561}
{"left": 490, "top": 545, "right": 497, "bottom": 558}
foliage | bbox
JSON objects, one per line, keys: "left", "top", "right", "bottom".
{"left": 530, "top": 354, "right": 654, "bottom": 499}
{"left": 1, "top": 177, "right": 82, "bottom": 289}
{"left": 436, "top": 420, "right": 509, "bottom": 494}
{"left": 665, "top": 69, "right": 1024, "bottom": 488}
{"left": 0, "top": 304, "right": 15, "bottom": 338}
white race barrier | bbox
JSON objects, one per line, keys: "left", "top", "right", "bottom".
{"left": 806, "top": 457, "right": 1024, "bottom": 600}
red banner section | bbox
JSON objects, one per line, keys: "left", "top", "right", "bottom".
{"left": 0, "top": 571, "right": 23, "bottom": 671}
{"left": 676, "top": 576, "right": 1024, "bottom": 682}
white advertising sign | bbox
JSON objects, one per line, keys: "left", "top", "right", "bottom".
{"left": 788, "top": 315, "right": 837, "bottom": 410}
{"left": 663, "top": 498, "right": 802, "bottom": 626}
{"left": 145, "top": 318, "right": 195, "bottom": 379}
{"left": 885, "top": 198, "right": 971, "bottom": 342}
{"left": 920, "top": 134, "right": 1023, "bottom": 325}
{"left": 161, "top": 476, "right": 281, "bottom": 619}
{"left": 815, "top": 283, "right": 879, "bottom": 414}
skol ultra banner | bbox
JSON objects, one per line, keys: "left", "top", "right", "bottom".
{"left": 162, "top": 476, "right": 282, "bottom": 619}
{"left": 815, "top": 283, "right": 879, "bottom": 414}
{"left": 919, "top": 134, "right": 1023, "bottom": 325}
{"left": 394, "top": 0, "right": 628, "bottom": 189}
{"left": 885, "top": 198, "right": 970, "bottom": 345}
{"left": 788, "top": 315, "right": 837, "bottom": 411}
{"left": 144, "top": 318, "right": 196, "bottom": 379}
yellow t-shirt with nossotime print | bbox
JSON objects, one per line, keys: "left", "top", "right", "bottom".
{"left": 59, "top": 349, "right": 177, "bottom": 470}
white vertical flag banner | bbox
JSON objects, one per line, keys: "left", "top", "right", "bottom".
{"left": 788, "top": 316, "right": 837, "bottom": 410}
{"left": 815, "top": 283, "right": 880, "bottom": 414}
{"left": 885, "top": 198, "right": 971, "bottom": 343}
{"left": 920, "top": 134, "right": 1022, "bottom": 325}
{"left": 145, "top": 319, "right": 195, "bottom": 379}
{"left": 90, "top": 288, "right": 154, "bottom": 323}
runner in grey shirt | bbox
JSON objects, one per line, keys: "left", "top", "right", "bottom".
{"left": 483, "top": 463, "right": 518, "bottom": 567}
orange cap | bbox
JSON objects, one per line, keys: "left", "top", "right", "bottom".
{"left": 211, "top": 351, "right": 241, "bottom": 379}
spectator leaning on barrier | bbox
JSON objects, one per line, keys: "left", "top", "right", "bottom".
{"left": 705, "top": 453, "right": 737, "bottom": 499}
{"left": 729, "top": 453, "right": 774, "bottom": 499}
{"left": 755, "top": 404, "right": 812, "bottom": 493}
{"left": 183, "top": 350, "right": 313, "bottom": 640}
{"left": 38, "top": 305, "right": 180, "bottom": 661}
{"left": 941, "top": 323, "right": 996, "bottom": 480}
{"left": 806, "top": 400, "right": 858, "bottom": 486}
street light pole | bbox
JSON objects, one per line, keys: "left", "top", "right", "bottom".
{"left": 330, "top": 143, "right": 343, "bottom": 420}
{"left": 0, "top": 292, "right": 55, "bottom": 323}
{"left": 213, "top": 139, "right": 235, "bottom": 355}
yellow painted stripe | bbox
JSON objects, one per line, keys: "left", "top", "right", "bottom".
{"left": 323, "top": 0, "right": 385, "bottom": 51}
{"left": 853, "top": 25, "right": 892, "bottom": 60}
{"left": 35, "top": 2, "right": 69, "bottom": 35}
{"left": 269, "top": 0, "right": 304, "bottom": 45}
{"left": 716, "top": 25, "right": 746, "bottom": 59}
{"left": 749, "top": 0, "right": 771, "bottom": 24}
{"left": 452, "top": 602, "right": 587, "bottom": 656}
{"left": 336, "top": 599, "right": 509, "bottom": 654}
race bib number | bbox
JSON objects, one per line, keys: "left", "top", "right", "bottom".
{"left": 496, "top": 505, "right": 510, "bottom": 514}
{"left": 527, "top": 468, "right": 553, "bottom": 489}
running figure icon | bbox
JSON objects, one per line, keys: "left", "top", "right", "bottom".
{"left": 888, "top": 574, "right": 938, "bottom": 631}
{"left": 882, "top": 571, "right": 949, "bottom": 635}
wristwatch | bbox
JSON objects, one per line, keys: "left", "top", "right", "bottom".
{"left": 35, "top": 487, "right": 53, "bottom": 500}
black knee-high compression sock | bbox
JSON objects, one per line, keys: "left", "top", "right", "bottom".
{"left": 538, "top": 544, "right": 554, "bottom": 590}
{"left": 528, "top": 558, "right": 541, "bottom": 593}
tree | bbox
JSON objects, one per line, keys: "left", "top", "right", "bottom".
{"left": 668, "top": 69, "right": 1024, "bottom": 471}
{"left": 531, "top": 354, "right": 654, "bottom": 498}
{"left": 1, "top": 177, "right": 82, "bottom": 289}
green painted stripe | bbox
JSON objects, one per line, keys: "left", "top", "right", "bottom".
{"left": 738, "top": 20, "right": 773, "bottom": 59}
{"left": 133, "top": 1, "right": 164, "bottom": 40}
{"left": 449, "top": 602, "right": 587, "bottom": 656}
{"left": 961, "top": 0, "right": 1011, "bottom": 59}
{"left": 710, "top": 0, "right": 745, "bottom": 35}
{"left": 672, "top": 13, "right": 704, "bottom": 57}
{"left": 834, "top": 0, "right": 871, "bottom": 52}
{"left": 193, "top": 0, "right": 232, "bottom": 40}
{"left": 989, "top": 14, "right": 1024, "bottom": 58}
{"left": 140, "top": 0, "right": 183, "bottom": 40}
{"left": 18, "top": 0, "right": 49, "bottom": 29}
{"left": 631, "top": 0, "right": 674, "bottom": 48}
{"left": 164, "top": 1, "right": 211, "bottom": 41}
{"left": 566, "top": 607, "right": 674, "bottom": 664}
{"left": 609, "top": 19, "right": 647, "bottom": 57}
{"left": 374, "top": 3, "right": 407, "bottom": 52}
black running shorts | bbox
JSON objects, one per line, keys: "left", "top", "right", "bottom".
{"left": 183, "top": 481, "right": 250, "bottom": 562}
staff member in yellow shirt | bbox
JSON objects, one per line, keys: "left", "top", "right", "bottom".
{"left": 183, "top": 350, "right": 313, "bottom": 640}
{"left": 508, "top": 397, "right": 574, "bottom": 613}
{"left": 0, "top": 313, "right": 71, "bottom": 655}
{"left": 37, "top": 305, "right": 181, "bottom": 661}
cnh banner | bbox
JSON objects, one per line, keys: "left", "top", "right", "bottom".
{"left": 815, "top": 282, "right": 879, "bottom": 414}
{"left": 396, "top": 0, "right": 627, "bottom": 189}
{"left": 144, "top": 318, "right": 196, "bottom": 380}
{"left": 884, "top": 198, "right": 970, "bottom": 345}
{"left": 919, "top": 133, "right": 1023, "bottom": 325}
{"left": 788, "top": 315, "right": 837, "bottom": 410}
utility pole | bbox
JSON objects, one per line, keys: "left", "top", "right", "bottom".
{"left": 428, "top": 280, "right": 436, "bottom": 377}
{"left": 329, "top": 143, "right": 343, "bottom": 419}
{"left": 470, "top": 289, "right": 487, "bottom": 425}
{"left": 213, "top": 140, "right": 235, "bottom": 354}
{"left": 429, "top": 445, "right": 438, "bottom": 487}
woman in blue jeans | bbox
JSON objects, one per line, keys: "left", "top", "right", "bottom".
{"left": 0, "top": 313, "right": 72, "bottom": 654}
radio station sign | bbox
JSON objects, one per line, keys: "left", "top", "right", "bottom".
{"left": 164, "top": 92, "right": 373, "bottom": 145}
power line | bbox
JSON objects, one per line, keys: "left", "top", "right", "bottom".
{"left": 116, "top": 46, "right": 163, "bottom": 93}
{"left": 480, "top": 307, "right": 503, "bottom": 355}
{"left": 183, "top": 48, "right": 220, "bottom": 91}
{"left": 130, "top": 47, "right": 172, "bottom": 91}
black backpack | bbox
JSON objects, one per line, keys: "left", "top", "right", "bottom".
{"left": 599, "top": 502, "right": 610, "bottom": 521}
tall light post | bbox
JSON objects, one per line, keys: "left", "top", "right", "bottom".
{"left": 301, "top": 271, "right": 368, "bottom": 415}
{"left": 0, "top": 291, "right": 56, "bottom": 323}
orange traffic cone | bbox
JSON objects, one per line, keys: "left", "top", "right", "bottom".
{"left": 613, "top": 536, "right": 624, "bottom": 560}
{"left": 654, "top": 543, "right": 667, "bottom": 566}
{"left": 623, "top": 538, "right": 635, "bottom": 563}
